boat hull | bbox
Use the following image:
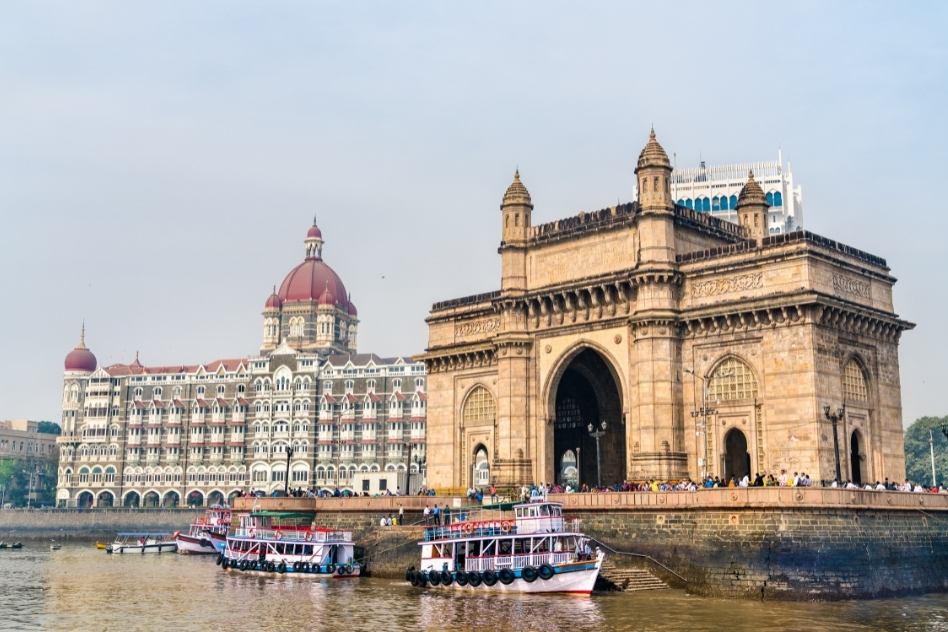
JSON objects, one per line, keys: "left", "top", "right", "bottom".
{"left": 413, "top": 560, "right": 601, "bottom": 595}
{"left": 176, "top": 533, "right": 223, "bottom": 555}
{"left": 223, "top": 563, "right": 361, "bottom": 579}
{"left": 108, "top": 543, "right": 177, "bottom": 554}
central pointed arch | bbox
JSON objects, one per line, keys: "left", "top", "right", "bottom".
{"left": 544, "top": 343, "right": 626, "bottom": 487}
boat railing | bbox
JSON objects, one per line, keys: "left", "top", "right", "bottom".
{"left": 464, "top": 551, "right": 575, "bottom": 572}
{"left": 233, "top": 527, "right": 352, "bottom": 543}
{"left": 423, "top": 517, "right": 581, "bottom": 541}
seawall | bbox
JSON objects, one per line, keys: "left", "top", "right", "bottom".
{"left": 7, "top": 489, "right": 948, "bottom": 600}
{"left": 0, "top": 508, "right": 203, "bottom": 541}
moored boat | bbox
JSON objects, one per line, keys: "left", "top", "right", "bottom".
{"left": 175, "top": 508, "right": 231, "bottom": 554}
{"left": 220, "top": 510, "right": 361, "bottom": 578}
{"left": 407, "top": 499, "right": 602, "bottom": 595}
{"left": 106, "top": 533, "right": 177, "bottom": 554}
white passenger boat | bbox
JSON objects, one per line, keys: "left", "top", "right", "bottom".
{"left": 175, "top": 508, "right": 231, "bottom": 554}
{"left": 219, "top": 511, "right": 361, "bottom": 578}
{"left": 106, "top": 533, "right": 177, "bottom": 554}
{"left": 407, "top": 500, "right": 602, "bottom": 595}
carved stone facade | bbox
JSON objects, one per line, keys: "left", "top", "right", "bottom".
{"left": 419, "top": 131, "right": 914, "bottom": 489}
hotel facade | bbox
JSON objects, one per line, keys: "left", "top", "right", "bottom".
{"left": 56, "top": 224, "right": 426, "bottom": 508}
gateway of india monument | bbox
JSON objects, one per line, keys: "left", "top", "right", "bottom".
{"left": 419, "top": 130, "right": 914, "bottom": 490}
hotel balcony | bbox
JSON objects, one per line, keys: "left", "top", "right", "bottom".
{"left": 148, "top": 416, "right": 163, "bottom": 427}
{"left": 128, "top": 417, "right": 143, "bottom": 427}
{"left": 127, "top": 437, "right": 141, "bottom": 446}
{"left": 146, "top": 454, "right": 161, "bottom": 465}
{"left": 57, "top": 434, "right": 81, "bottom": 445}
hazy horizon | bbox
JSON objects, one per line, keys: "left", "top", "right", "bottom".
{"left": 1, "top": 2, "right": 945, "bottom": 427}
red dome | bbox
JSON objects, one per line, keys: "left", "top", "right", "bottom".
{"left": 279, "top": 259, "right": 349, "bottom": 308}
{"left": 265, "top": 292, "right": 282, "bottom": 310}
{"left": 318, "top": 285, "right": 335, "bottom": 306}
{"left": 65, "top": 344, "right": 97, "bottom": 372}
{"left": 307, "top": 224, "right": 323, "bottom": 239}
{"left": 348, "top": 300, "right": 358, "bottom": 317}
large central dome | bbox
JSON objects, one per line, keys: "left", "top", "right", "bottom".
{"left": 277, "top": 222, "right": 350, "bottom": 309}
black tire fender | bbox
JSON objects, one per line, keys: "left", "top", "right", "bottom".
{"left": 538, "top": 564, "right": 555, "bottom": 580}
{"left": 498, "top": 568, "right": 515, "bottom": 585}
{"left": 482, "top": 570, "right": 498, "bottom": 586}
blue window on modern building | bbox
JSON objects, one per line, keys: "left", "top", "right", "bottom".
{"left": 766, "top": 192, "right": 774, "bottom": 206}
{"left": 720, "top": 195, "right": 729, "bottom": 210}
{"left": 677, "top": 199, "right": 685, "bottom": 206}
{"left": 729, "top": 195, "right": 738, "bottom": 208}
{"left": 700, "top": 197, "right": 710, "bottom": 212}
{"left": 773, "top": 191, "right": 782, "bottom": 206}
{"left": 684, "top": 198, "right": 693, "bottom": 209}
{"left": 712, "top": 196, "right": 721, "bottom": 211}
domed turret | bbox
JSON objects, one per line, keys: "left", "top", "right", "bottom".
{"left": 636, "top": 129, "right": 671, "bottom": 171}
{"left": 634, "top": 128, "right": 673, "bottom": 214}
{"left": 279, "top": 223, "right": 349, "bottom": 310}
{"left": 501, "top": 169, "right": 533, "bottom": 209}
{"left": 64, "top": 323, "right": 97, "bottom": 373}
{"left": 736, "top": 171, "right": 768, "bottom": 243}
{"left": 348, "top": 298, "right": 358, "bottom": 317}
{"left": 264, "top": 285, "right": 282, "bottom": 310}
{"left": 318, "top": 282, "right": 335, "bottom": 307}
{"left": 500, "top": 169, "right": 534, "bottom": 292}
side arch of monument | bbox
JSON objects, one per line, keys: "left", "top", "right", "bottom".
{"left": 700, "top": 353, "right": 764, "bottom": 482}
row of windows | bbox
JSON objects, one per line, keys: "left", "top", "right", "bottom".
{"left": 677, "top": 191, "right": 783, "bottom": 212}
{"left": 0, "top": 439, "right": 52, "bottom": 454}
{"left": 703, "top": 357, "right": 869, "bottom": 403}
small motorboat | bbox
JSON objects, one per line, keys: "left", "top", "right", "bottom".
{"left": 6, "top": 543, "right": 23, "bottom": 550}
{"left": 106, "top": 533, "right": 177, "bottom": 554}
{"left": 50, "top": 544, "right": 62, "bottom": 551}
{"left": 95, "top": 542, "right": 108, "bottom": 550}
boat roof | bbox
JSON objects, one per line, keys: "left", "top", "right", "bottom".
{"left": 116, "top": 532, "right": 173, "bottom": 537}
{"left": 248, "top": 511, "right": 315, "bottom": 518}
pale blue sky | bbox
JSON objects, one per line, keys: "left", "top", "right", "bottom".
{"left": 1, "top": 2, "right": 945, "bottom": 425}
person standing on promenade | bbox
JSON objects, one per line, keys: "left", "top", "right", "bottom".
{"left": 423, "top": 504, "right": 430, "bottom": 525}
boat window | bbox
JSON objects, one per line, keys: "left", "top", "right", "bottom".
{"left": 539, "top": 505, "right": 550, "bottom": 516}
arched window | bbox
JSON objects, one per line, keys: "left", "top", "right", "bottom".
{"left": 843, "top": 360, "right": 869, "bottom": 403}
{"left": 463, "top": 386, "right": 496, "bottom": 425}
{"left": 773, "top": 191, "right": 783, "bottom": 207}
{"left": 677, "top": 199, "right": 685, "bottom": 206}
{"left": 707, "top": 358, "right": 759, "bottom": 401}
{"left": 685, "top": 198, "right": 693, "bottom": 210}
{"left": 720, "top": 195, "right": 729, "bottom": 210}
{"left": 712, "top": 196, "right": 721, "bottom": 211}
{"left": 766, "top": 192, "right": 774, "bottom": 206}
{"left": 729, "top": 195, "right": 738, "bottom": 209}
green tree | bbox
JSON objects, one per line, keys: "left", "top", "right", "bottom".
{"left": 36, "top": 421, "right": 61, "bottom": 435}
{"left": 904, "top": 415, "right": 948, "bottom": 486}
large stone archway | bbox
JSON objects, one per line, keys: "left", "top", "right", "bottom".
{"left": 549, "top": 348, "right": 625, "bottom": 487}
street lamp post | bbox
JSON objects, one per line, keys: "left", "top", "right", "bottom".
{"left": 284, "top": 446, "right": 294, "bottom": 496}
{"left": 930, "top": 430, "right": 938, "bottom": 488}
{"left": 823, "top": 405, "right": 845, "bottom": 484}
{"left": 587, "top": 422, "right": 607, "bottom": 488}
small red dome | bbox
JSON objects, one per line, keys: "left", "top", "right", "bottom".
{"left": 65, "top": 326, "right": 97, "bottom": 372}
{"left": 307, "top": 224, "right": 323, "bottom": 239}
{"left": 265, "top": 291, "right": 282, "bottom": 310}
{"left": 348, "top": 300, "right": 358, "bottom": 317}
{"left": 318, "top": 285, "right": 335, "bottom": 306}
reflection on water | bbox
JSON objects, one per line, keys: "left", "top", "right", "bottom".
{"left": 2, "top": 544, "right": 948, "bottom": 631}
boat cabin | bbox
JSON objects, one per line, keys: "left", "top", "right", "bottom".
{"left": 514, "top": 501, "right": 563, "bottom": 534}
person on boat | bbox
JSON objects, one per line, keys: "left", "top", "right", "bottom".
{"left": 423, "top": 504, "right": 430, "bottom": 525}
{"left": 489, "top": 485, "right": 498, "bottom": 503}
{"left": 442, "top": 504, "right": 450, "bottom": 525}
{"left": 596, "top": 547, "right": 604, "bottom": 561}
{"left": 432, "top": 504, "right": 441, "bottom": 526}
{"left": 583, "top": 541, "right": 592, "bottom": 561}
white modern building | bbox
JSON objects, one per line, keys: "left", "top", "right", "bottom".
{"left": 650, "top": 151, "right": 803, "bottom": 235}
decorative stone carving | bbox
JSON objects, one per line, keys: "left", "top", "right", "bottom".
{"left": 832, "top": 274, "right": 870, "bottom": 298}
{"left": 455, "top": 318, "right": 500, "bottom": 338}
{"left": 692, "top": 273, "right": 763, "bottom": 297}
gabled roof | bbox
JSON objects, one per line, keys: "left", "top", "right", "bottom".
{"left": 366, "top": 393, "right": 381, "bottom": 403}
{"left": 416, "top": 392, "right": 427, "bottom": 401}
{"left": 236, "top": 397, "right": 250, "bottom": 406}
{"left": 172, "top": 399, "right": 186, "bottom": 408}
{"left": 151, "top": 400, "right": 166, "bottom": 409}
{"left": 392, "top": 392, "right": 407, "bottom": 401}
{"left": 322, "top": 394, "right": 337, "bottom": 404}
{"left": 344, "top": 393, "right": 358, "bottom": 403}
{"left": 132, "top": 401, "right": 147, "bottom": 409}
{"left": 216, "top": 397, "right": 229, "bottom": 407}
{"left": 195, "top": 399, "right": 209, "bottom": 408}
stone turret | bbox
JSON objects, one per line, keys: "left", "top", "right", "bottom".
{"left": 736, "top": 171, "right": 768, "bottom": 244}
{"left": 499, "top": 170, "right": 534, "bottom": 293}
{"left": 634, "top": 129, "right": 676, "bottom": 266}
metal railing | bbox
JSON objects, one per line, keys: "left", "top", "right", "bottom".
{"left": 464, "top": 551, "right": 575, "bottom": 572}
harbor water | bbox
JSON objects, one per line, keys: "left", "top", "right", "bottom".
{"left": 4, "top": 544, "right": 948, "bottom": 631}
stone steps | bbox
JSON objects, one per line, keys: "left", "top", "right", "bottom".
{"left": 599, "top": 562, "right": 668, "bottom": 592}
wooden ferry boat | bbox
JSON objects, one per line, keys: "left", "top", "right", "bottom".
{"left": 219, "top": 510, "right": 361, "bottom": 578}
{"left": 407, "top": 500, "right": 602, "bottom": 595}
{"left": 175, "top": 508, "right": 231, "bottom": 554}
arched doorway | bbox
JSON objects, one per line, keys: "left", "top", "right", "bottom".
{"left": 207, "top": 491, "right": 224, "bottom": 507}
{"left": 163, "top": 491, "right": 180, "bottom": 508}
{"left": 123, "top": 491, "right": 140, "bottom": 508}
{"left": 850, "top": 431, "right": 863, "bottom": 485}
{"left": 96, "top": 491, "right": 114, "bottom": 507}
{"left": 473, "top": 445, "right": 490, "bottom": 488}
{"left": 228, "top": 490, "right": 241, "bottom": 506}
{"left": 723, "top": 429, "right": 750, "bottom": 482}
{"left": 143, "top": 491, "right": 160, "bottom": 508}
{"left": 558, "top": 449, "right": 578, "bottom": 488}
{"left": 188, "top": 491, "right": 204, "bottom": 508}
{"left": 552, "top": 348, "right": 625, "bottom": 487}
{"left": 77, "top": 491, "right": 94, "bottom": 508}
